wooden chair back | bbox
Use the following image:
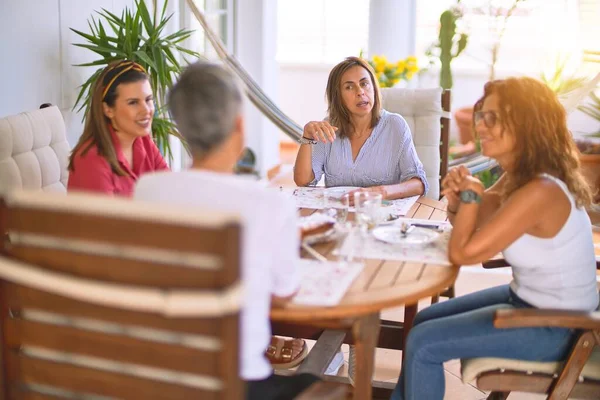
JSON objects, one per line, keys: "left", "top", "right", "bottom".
{"left": 465, "top": 308, "right": 600, "bottom": 400}
{"left": 0, "top": 190, "right": 243, "bottom": 400}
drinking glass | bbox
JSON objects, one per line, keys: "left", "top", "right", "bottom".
{"left": 324, "top": 189, "right": 350, "bottom": 224}
{"left": 354, "top": 192, "right": 382, "bottom": 233}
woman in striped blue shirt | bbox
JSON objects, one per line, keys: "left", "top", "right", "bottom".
{"left": 293, "top": 56, "right": 427, "bottom": 199}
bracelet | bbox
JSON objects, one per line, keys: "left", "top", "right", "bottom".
{"left": 299, "top": 136, "right": 317, "bottom": 145}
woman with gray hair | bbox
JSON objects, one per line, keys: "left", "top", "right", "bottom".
{"left": 133, "top": 61, "right": 320, "bottom": 400}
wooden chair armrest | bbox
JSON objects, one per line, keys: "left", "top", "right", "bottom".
{"left": 295, "top": 381, "right": 348, "bottom": 400}
{"left": 494, "top": 308, "right": 600, "bottom": 330}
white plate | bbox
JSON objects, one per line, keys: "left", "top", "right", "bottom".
{"left": 371, "top": 225, "right": 440, "bottom": 246}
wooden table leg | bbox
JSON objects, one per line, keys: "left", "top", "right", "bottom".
{"left": 401, "top": 304, "right": 418, "bottom": 364}
{"left": 351, "top": 312, "right": 381, "bottom": 400}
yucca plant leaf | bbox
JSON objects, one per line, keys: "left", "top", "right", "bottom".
{"left": 164, "top": 30, "right": 195, "bottom": 45}
{"left": 163, "top": 29, "right": 194, "bottom": 43}
{"left": 134, "top": 50, "right": 157, "bottom": 71}
{"left": 153, "top": 13, "right": 173, "bottom": 37}
{"left": 175, "top": 46, "right": 200, "bottom": 58}
{"left": 160, "top": 0, "right": 169, "bottom": 22}
{"left": 97, "top": 20, "right": 108, "bottom": 44}
{"left": 72, "top": 43, "right": 120, "bottom": 58}
{"left": 73, "top": 68, "right": 103, "bottom": 115}
{"left": 161, "top": 47, "right": 182, "bottom": 71}
{"left": 99, "top": 8, "right": 125, "bottom": 27}
{"left": 70, "top": 27, "right": 100, "bottom": 44}
{"left": 73, "top": 58, "right": 118, "bottom": 68}
{"left": 137, "top": 0, "right": 154, "bottom": 35}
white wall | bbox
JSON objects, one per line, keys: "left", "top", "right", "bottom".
{"left": 235, "top": 0, "right": 280, "bottom": 175}
{"left": 0, "top": 0, "right": 134, "bottom": 146}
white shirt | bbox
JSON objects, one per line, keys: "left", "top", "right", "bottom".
{"left": 504, "top": 174, "right": 599, "bottom": 311}
{"left": 134, "top": 170, "right": 301, "bottom": 380}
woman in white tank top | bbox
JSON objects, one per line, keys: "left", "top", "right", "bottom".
{"left": 391, "top": 77, "right": 598, "bottom": 400}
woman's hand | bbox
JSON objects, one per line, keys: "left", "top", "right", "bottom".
{"left": 347, "top": 186, "right": 388, "bottom": 206}
{"left": 441, "top": 165, "right": 471, "bottom": 212}
{"left": 459, "top": 175, "right": 485, "bottom": 197}
{"left": 304, "top": 121, "right": 338, "bottom": 143}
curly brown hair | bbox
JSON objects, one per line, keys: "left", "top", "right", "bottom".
{"left": 325, "top": 56, "right": 382, "bottom": 138}
{"left": 473, "top": 77, "right": 592, "bottom": 208}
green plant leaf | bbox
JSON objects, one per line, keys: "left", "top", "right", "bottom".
{"left": 73, "top": 43, "right": 124, "bottom": 56}
{"left": 73, "top": 58, "right": 118, "bottom": 68}
{"left": 134, "top": 50, "right": 158, "bottom": 71}
{"left": 70, "top": 27, "right": 100, "bottom": 44}
{"left": 137, "top": 0, "right": 154, "bottom": 36}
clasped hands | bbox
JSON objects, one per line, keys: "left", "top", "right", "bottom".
{"left": 441, "top": 165, "right": 485, "bottom": 212}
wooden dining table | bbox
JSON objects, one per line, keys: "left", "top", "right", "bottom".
{"left": 270, "top": 193, "right": 460, "bottom": 400}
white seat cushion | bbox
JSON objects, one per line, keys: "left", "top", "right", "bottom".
{"left": 461, "top": 347, "right": 600, "bottom": 383}
{"left": 381, "top": 87, "right": 443, "bottom": 199}
{"left": 0, "top": 106, "right": 70, "bottom": 194}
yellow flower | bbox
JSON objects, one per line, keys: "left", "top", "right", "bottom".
{"left": 395, "top": 60, "right": 406, "bottom": 74}
{"left": 406, "top": 55, "right": 417, "bottom": 64}
{"left": 376, "top": 71, "right": 383, "bottom": 81}
{"left": 406, "top": 70, "right": 415, "bottom": 80}
{"left": 407, "top": 64, "right": 419, "bottom": 74}
{"left": 371, "top": 55, "right": 388, "bottom": 74}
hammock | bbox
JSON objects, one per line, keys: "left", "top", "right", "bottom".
{"left": 185, "top": 0, "right": 303, "bottom": 143}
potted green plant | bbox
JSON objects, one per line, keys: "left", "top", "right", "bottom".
{"left": 576, "top": 91, "right": 600, "bottom": 202}
{"left": 71, "top": 0, "right": 200, "bottom": 161}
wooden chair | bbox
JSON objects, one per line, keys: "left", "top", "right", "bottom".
{"left": 461, "top": 308, "right": 600, "bottom": 400}
{"left": 0, "top": 190, "right": 345, "bottom": 399}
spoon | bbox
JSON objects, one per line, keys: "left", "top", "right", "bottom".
{"left": 400, "top": 223, "right": 415, "bottom": 237}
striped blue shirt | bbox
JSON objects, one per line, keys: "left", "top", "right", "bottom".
{"left": 309, "top": 110, "right": 428, "bottom": 194}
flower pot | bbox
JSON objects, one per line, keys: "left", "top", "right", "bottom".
{"left": 455, "top": 106, "right": 474, "bottom": 144}
{"left": 579, "top": 153, "right": 600, "bottom": 202}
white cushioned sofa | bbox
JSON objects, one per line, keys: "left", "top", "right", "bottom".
{"left": 0, "top": 106, "right": 71, "bottom": 194}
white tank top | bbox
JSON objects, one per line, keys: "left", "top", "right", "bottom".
{"left": 504, "top": 174, "right": 599, "bottom": 311}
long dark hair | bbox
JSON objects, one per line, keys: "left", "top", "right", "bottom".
{"left": 326, "top": 56, "right": 382, "bottom": 138}
{"left": 68, "top": 60, "right": 148, "bottom": 176}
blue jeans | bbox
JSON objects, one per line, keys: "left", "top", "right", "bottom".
{"left": 391, "top": 285, "right": 576, "bottom": 400}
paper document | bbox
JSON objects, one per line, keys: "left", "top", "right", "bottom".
{"left": 292, "top": 259, "right": 364, "bottom": 306}
{"left": 283, "top": 187, "right": 420, "bottom": 216}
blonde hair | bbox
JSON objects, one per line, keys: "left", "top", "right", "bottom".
{"left": 474, "top": 77, "right": 592, "bottom": 208}
{"left": 325, "top": 56, "right": 382, "bottom": 138}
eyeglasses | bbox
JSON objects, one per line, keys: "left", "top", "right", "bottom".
{"left": 473, "top": 110, "right": 499, "bottom": 129}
